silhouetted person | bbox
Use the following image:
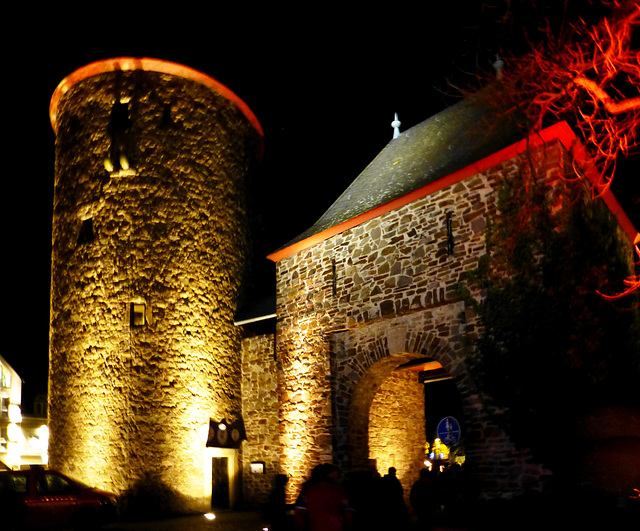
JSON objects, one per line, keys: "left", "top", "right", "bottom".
{"left": 296, "top": 464, "right": 352, "bottom": 531}
{"left": 438, "top": 464, "right": 469, "bottom": 526}
{"left": 382, "top": 467, "right": 403, "bottom": 498}
{"left": 343, "top": 469, "right": 378, "bottom": 531}
{"left": 295, "top": 462, "right": 328, "bottom": 527}
{"left": 377, "top": 467, "right": 411, "bottom": 530}
{"left": 380, "top": 467, "right": 411, "bottom": 531}
{"left": 410, "top": 468, "right": 439, "bottom": 530}
{"left": 265, "top": 474, "right": 292, "bottom": 531}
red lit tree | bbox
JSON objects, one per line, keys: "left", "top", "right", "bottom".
{"left": 475, "top": 1, "right": 639, "bottom": 189}
{"left": 456, "top": 0, "right": 640, "bottom": 482}
{"left": 470, "top": 0, "right": 639, "bottom": 297}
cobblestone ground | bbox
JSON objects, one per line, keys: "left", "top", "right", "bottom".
{"left": 104, "top": 510, "right": 267, "bottom": 531}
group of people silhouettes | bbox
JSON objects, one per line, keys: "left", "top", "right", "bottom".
{"left": 264, "top": 463, "right": 468, "bottom": 531}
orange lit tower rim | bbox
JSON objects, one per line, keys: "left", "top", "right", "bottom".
{"left": 49, "top": 57, "right": 264, "bottom": 138}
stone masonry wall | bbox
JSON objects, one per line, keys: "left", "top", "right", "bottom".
{"left": 369, "top": 368, "right": 426, "bottom": 496}
{"left": 275, "top": 144, "right": 568, "bottom": 501}
{"left": 49, "top": 66, "right": 261, "bottom": 513}
{"left": 241, "top": 334, "right": 280, "bottom": 508}
{"left": 329, "top": 304, "right": 468, "bottom": 477}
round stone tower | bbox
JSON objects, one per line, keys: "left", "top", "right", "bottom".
{"left": 48, "top": 58, "right": 262, "bottom": 512}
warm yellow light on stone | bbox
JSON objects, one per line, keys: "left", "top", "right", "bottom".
{"left": 199, "top": 423, "right": 210, "bottom": 443}
{"left": 278, "top": 317, "right": 335, "bottom": 501}
{"left": 48, "top": 58, "right": 262, "bottom": 514}
{"left": 6, "top": 442, "right": 21, "bottom": 469}
{"left": 369, "top": 367, "right": 426, "bottom": 496}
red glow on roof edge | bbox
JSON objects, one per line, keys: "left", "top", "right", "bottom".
{"left": 268, "top": 121, "right": 637, "bottom": 262}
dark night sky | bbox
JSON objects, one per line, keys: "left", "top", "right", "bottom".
{"left": 1, "top": 4, "right": 637, "bottom": 410}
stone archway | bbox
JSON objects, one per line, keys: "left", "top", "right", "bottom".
{"left": 347, "top": 351, "right": 426, "bottom": 472}
{"left": 317, "top": 301, "right": 554, "bottom": 500}
{"left": 368, "top": 361, "right": 434, "bottom": 496}
{"left": 329, "top": 306, "right": 469, "bottom": 478}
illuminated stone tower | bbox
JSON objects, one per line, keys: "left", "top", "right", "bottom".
{"left": 48, "top": 58, "right": 262, "bottom": 512}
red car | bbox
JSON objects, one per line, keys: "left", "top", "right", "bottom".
{"left": 0, "top": 467, "right": 118, "bottom": 529}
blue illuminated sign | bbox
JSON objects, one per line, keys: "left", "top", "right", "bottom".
{"left": 437, "top": 416, "right": 461, "bottom": 446}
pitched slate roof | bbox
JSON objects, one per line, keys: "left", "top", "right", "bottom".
{"left": 273, "top": 97, "right": 522, "bottom": 256}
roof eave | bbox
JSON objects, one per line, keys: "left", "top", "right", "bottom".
{"left": 268, "top": 121, "right": 637, "bottom": 262}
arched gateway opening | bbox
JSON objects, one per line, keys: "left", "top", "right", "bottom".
{"left": 346, "top": 352, "right": 464, "bottom": 498}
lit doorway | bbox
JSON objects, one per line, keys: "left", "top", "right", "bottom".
{"left": 211, "top": 457, "right": 230, "bottom": 509}
{"left": 204, "top": 448, "right": 239, "bottom": 510}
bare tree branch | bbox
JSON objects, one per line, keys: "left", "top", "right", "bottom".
{"left": 478, "top": 1, "right": 639, "bottom": 193}
{"left": 473, "top": 0, "right": 639, "bottom": 297}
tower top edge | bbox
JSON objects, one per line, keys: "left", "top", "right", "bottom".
{"left": 49, "top": 57, "right": 264, "bottom": 137}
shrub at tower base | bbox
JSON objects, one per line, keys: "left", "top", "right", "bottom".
{"left": 458, "top": 163, "right": 640, "bottom": 496}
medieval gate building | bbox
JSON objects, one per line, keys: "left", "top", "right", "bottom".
{"left": 260, "top": 101, "right": 637, "bottom": 503}
{"left": 48, "top": 58, "right": 637, "bottom": 513}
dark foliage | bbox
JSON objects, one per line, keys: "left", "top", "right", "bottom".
{"left": 460, "top": 165, "right": 640, "bottom": 472}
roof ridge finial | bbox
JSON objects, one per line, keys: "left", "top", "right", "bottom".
{"left": 391, "top": 113, "right": 401, "bottom": 139}
{"left": 493, "top": 54, "right": 504, "bottom": 79}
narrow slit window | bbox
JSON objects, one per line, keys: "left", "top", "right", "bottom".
{"left": 161, "top": 103, "right": 173, "bottom": 128}
{"left": 130, "top": 303, "right": 146, "bottom": 327}
{"left": 331, "top": 258, "right": 337, "bottom": 297}
{"left": 108, "top": 101, "right": 133, "bottom": 171}
{"left": 77, "top": 218, "right": 95, "bottom": 245}
{"left": 446, "top": 212, "right": 455, "bottom": 256}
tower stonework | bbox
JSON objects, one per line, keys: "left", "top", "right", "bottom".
{"left": 48, "top": 58, "right": 262, "bottom": 512}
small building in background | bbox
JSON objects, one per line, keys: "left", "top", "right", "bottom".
{"left": 0, "top": 356, "right": 48, "bottom": 470}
